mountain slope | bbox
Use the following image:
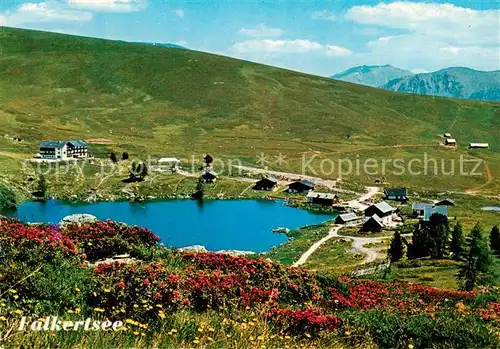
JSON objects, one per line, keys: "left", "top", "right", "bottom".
{"left": 382, "top": 67, "right": 500, "bottom": 101}
{"left": 331, "top": 65, "right": 414, "bottom": 87}
{"left": 0, "top": 27, "right": 499, "bottom": 193}
{"left": 132, "top": 42, "right": 187, "bottom": 49}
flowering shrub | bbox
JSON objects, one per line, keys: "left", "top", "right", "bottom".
{"left": 91, "top": 261, "right": 282, "bottom": 321}
{"left": 183, "top": 253, "right": 322, "bottom": 305}
{"left": 0, "top": 217, "right": 159, "bottom": 261}
{"left": 1, "top": 218, "right": 498, "bottom": 348}
{"left": 64, "top": 220, "right": 159, "bottom": 260}
{"left": 0, "top": 218, "right": 78, "bottom": 255}
{"left": 64, "top": 220, "right": 159, "bottom": 246}
{"left": 328, "top": 279, "right": 480, "bottom": 316}
{"left": 268, "top": 307, "right": 341, "bottom": 336}
{"left": 478, "top": 302, "right": 500, "bottom": 321}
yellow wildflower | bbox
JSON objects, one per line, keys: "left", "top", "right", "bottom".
{"left": 456, "top": 302, "right": 467, "bottom": 313}
{"left": 257, "top": 335, "right": 264, "bottom": 341}
{"left": 75, "top": 287, "right": 80, "bottom": 292}
{"left": 305, "top": 333, "right": 312, "bottom": 338}
{"left": 193, "top": 340, "right": 200, "bottom": 344}
{"left": 93, "top": 308, "right": 105, "bottom": 313}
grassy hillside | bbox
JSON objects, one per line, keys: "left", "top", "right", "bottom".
{"left": 1, "top": 27, "right": 499, "bottom": 196}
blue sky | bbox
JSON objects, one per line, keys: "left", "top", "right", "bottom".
{"left": 1, "top": 0, "right": 499, "bottom": 76}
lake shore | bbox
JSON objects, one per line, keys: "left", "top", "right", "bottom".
{"left": 5, "top": 198, "right": 335, "bottom": 253}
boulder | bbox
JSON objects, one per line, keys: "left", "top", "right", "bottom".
{"left": 177, "top": 245, "right": 208, "bottom": 253}
{"left": 59, "top": 213, "right": 98, "bottom": 228}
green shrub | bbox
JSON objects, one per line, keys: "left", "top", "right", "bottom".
{"left": 340, "top": 309, "right": 498, "bottom": 349}
{"left": 0, "top": 184, "right": 16, "bottom": 211}
{"left": 0, "top": 248, "right": 92, "bottom": 316}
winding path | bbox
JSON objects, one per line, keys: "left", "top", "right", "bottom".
{"left": 293, "top": 226, "right": 343, "bottom": 266}
{"left": 293, "top": 186, "right": 382, "bottom": 267}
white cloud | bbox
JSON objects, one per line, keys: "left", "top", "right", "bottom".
{"left": 325, "top": 45, "right": 352, "bottom": 57}
{"left": 346, "top": 2, "right": 499, "bottom": 45}
{"left": 232, "top": 39, "right": 350, "bottom": 56}
{"left": 239, "top": 24, "right": 284, "bottom": 38}
{"left": 311, "top": 10, "right": 336, "bottom": 21}
{"left": 173, "top": 9, "right": 184, "bottom": 17}
{"left": 67, "top": 0, "right": 147, "bottom": 13}
{"left": 362, "top": 34, "right": 499, "bottom": 72}
{"left": 0, "top": 1, "right": 92, "bottom": 26}
{"left": 346, "top": 2, "right": 500, "bottom": 71}
{"left": 439, "top": 46, "right": 460, "bottom": 55}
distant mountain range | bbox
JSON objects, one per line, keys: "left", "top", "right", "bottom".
{"left": 131, "top": 42, "right": 187, "bottom": 49}
{"left": 331, "top": 65, "right": 413, "bottom": 88}
{"left": 332, "top": 65, "right": 500, "bottom": 101}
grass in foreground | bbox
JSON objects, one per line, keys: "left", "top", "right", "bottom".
{"left": 304, "top": 238, "right": 362, "bottom": 274}
{"left": 265, "top": 223, "right": 332, "bottom": 265}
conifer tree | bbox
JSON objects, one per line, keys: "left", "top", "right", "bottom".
{"left": 490, "top": 225, "right": 500, "bottom": 257}
{"left": 388, "top": 231, "right": 405, "bottom": 262}
{"left": 458, "top": 224, "right": 493, "bottom": 291}
{"left": 450, "top": 222, "right": 465, "bottom": 260}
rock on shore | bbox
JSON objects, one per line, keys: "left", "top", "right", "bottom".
{"left": 59, "top": 213, "right": 98, "bottom": 228}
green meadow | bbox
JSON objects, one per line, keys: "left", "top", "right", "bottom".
{"left": 0, "top": 26, "right": 499, "bottom": 202}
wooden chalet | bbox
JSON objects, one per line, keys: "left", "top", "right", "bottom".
{"left": 469, "top": 143, "right": 489, "bottom": 149}
{"left": 384, "top": 187, "right": 408, "bottom": 201}
{"left": 287, "top": 179, "right": 314, "bottom": 193}
{"left": 444, "top": 138, "right": 456, "bottom": 146}
{"left": 364, "top": 201, "right": 397, "bottom": 224}
{"left": 253, "top": 176, "right": 278, "bottom": 191}
{"left": 202, "top": 170, "right": 217, "bottom": 184}
{"left": 435, "top": 198, "right": 455, "bottom": 206}
{"left": 335, "top": 212, "right": 361, "bottom": 224}
{"left": 306, "top": 191, "right": 336, "bottom": 206}
{"left": 361, "top": 214, "right": 384, "bottom": 233}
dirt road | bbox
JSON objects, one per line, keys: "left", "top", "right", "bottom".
{"left": 293, "top": 186, "right": 381, "bottom": 267}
